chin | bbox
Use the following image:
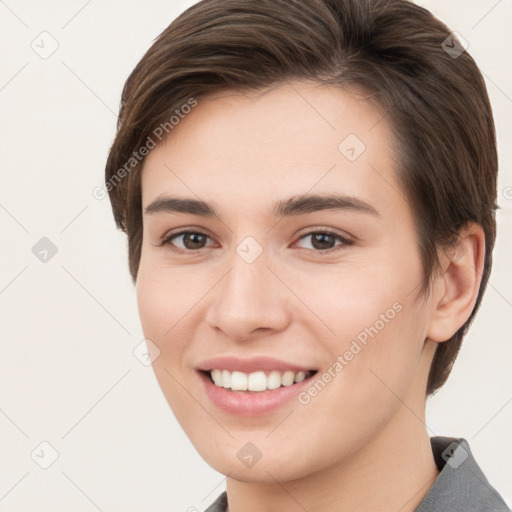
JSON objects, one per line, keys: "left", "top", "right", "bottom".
{"left": 195, "top": 440, "right": 320, "bottom": 483}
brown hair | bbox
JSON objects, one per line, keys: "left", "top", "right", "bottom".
{"left": 105, "top": 0, "right": 498, "bottom": 395}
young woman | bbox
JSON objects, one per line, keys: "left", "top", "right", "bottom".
{"left": 104, "top": 1, "right": 510, "bottom": 510}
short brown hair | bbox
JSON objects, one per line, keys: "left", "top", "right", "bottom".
{"left": 105, "top": 0, "right": 498, "bottom": 395}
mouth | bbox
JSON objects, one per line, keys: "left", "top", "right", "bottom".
{"left": 196, "top": 356, "right": 319, "bottom": 415}
{"left": 200, "top": 369, "right": 318, "bottom": 393}
{"left": 197, "top": 368, "right": 318, "bottom": 416}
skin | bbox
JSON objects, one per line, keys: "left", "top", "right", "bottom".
{"left": 136, "top": 81, "right": 485, "bottom": 512}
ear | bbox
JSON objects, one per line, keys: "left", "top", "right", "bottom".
{"left": 426, "top": 223, "right": 486, "bottom": 343}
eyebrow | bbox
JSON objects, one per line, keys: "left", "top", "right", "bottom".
{"left": 144, "top": 193, "right": 380, "bottom": 218}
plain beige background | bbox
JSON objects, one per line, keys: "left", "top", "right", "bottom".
{"left": 1, "top": 1, "right": 511, "bottom": 510}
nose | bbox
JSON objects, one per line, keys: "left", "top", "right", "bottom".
{"left": 204, "top": 248, "right": 291, "bottom": 342}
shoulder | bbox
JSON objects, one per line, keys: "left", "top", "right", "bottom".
{"left": 415, "top": 437, "right": 510, "bottom": 512}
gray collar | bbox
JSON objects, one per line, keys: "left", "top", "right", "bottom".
{"left": 414, "top": 436, "right": 509, "bottom": 511}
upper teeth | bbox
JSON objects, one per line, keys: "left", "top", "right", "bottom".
{"left": 209, "top": 369, "right": 310, "bottom": 392}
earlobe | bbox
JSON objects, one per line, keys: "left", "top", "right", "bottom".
{"left": 426, "top": 223, "right": 486, "bottom": 343}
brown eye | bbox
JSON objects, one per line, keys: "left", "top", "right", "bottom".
{"left": 179, "top": 232, "right": 208, "bottom": 249}
{"left": 295, "top": 231, "right": 353, "bottom": 252}
{"left": 161, "top": 231, "right": 213, "bottom": 252}
{"left": 311, "top": 233, "right": 337, "bottom": 250}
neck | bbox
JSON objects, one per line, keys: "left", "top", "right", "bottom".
{"left": 225, "top": 400, "right": 439, "bottom": 512}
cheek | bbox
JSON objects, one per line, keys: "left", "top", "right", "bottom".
{"left": 135, "top": 262, "right": 192, "bottom": 374}
{"left": 136, "top": 275, "right": 168, "bottom": 343}
{"left": 290, "top": 298, "right": 427, "bottom": 476}
{"left": 135, "top": 267, "right": 200, "bottom": 428}
{"left": 136, "top": 252, "right": 204, "bottom": 341}
{"left": 299, "top": 255, "right": 428, "bottom": 397}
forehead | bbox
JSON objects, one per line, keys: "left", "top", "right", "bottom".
{"left": 140, "top": 81, "right": 405, "bottom": 218}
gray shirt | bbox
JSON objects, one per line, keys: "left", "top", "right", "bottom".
{"left": 204, "top": 437, "right": 510, "bottom": 511}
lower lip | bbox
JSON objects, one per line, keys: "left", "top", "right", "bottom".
{"left": 198, "top": 371, "right": 315, "bottom": 416}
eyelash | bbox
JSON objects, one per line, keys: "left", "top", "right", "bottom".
{"left": 158, "top": 229, "right": 353, "bottom": 255}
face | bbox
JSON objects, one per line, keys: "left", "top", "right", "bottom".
{"left": 136, "top": 81, "right": 438, "bottom": 482}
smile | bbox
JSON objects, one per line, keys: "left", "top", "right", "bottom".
{"left": 196, "top": 356, "right": 319, "bottom": 415}
{"left": 206, "top": 369, "right": 317, "bottom": 392}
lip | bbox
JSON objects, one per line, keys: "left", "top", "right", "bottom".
{"left": 195, "top": 355, "right": 318, "bottom": 417}
{"left": 196, "top": 356, "right": 315, "bottom": 374}
{"left": 197, "top": 369, "right": 316, "bottom": 416}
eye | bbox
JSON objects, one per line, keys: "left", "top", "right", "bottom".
{"left": 160, "top": 230, "right": 215, "bottom": 252}
{"left": 158, "top": 228, "right": 353, "bottom": 254}
{"left": 294, "top": 230, "right": 353, "bottom": 252}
